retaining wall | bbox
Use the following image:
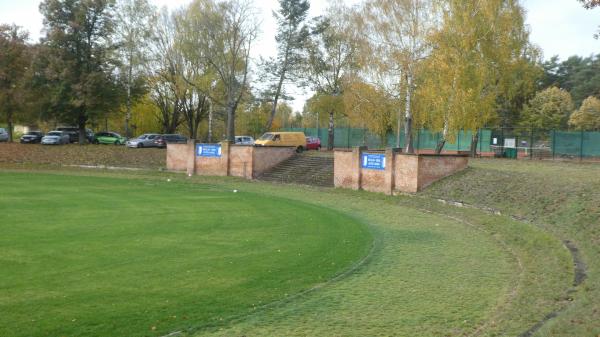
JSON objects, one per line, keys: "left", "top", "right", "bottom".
{"left": 334, "top": 147, "right": 468, "bottom": 194}
{"left": 166, "top": 141, "right": 295, "bottom": 179}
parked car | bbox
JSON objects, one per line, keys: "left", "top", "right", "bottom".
{"left": 0, "top": 128, "right": 8, "bottom": 142}
{"left": 20, "top": 131, "right": 44, "bottom": 144}
{"left": 41, "top": 131, "right": 70, "bottom": 145}
{"left": 126, "top": 134, "right": 161, "bottom": 148}
{"left": 235, "top": 135, "right": 255, "bottom": 145}
{"left": 93, "top": 132, "right": 126, "bottom": 145}
{"left": 306, "top": 136, "right": 321, "bottom": 150}
{"left": 255, "top": 132, "right": 307, "bottom": 152}
{"left": 154, "top": 134, "right": 188, "bottom": 148}
{"left": 57, "top": 127, "right": 95, "bottom": 143}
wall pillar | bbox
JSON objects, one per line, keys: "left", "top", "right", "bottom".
{"left": 221, "top": 141, "right": 232, "bottom": 176}
{"left": 186, "top": 139, "right": 196, "bottom": 176}
{"left": 384, "top": 148, "right": 401, "bottom": 195}
{"left": 351, "top": 146, "right": 367, "bottom": 190}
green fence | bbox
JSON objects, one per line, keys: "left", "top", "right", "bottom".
{"left": 552, "top": 131, "right": 600, "bottom": 158}
{"left": 282, "top": 127, "right": 492, "bottom": 152}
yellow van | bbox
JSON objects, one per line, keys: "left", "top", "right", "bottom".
{"left": 255, "top": 132, "right": 307, "bottom": 152}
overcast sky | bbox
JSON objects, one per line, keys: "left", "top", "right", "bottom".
{"left": 1, "top": 0, "right": 598, "bottom": 112}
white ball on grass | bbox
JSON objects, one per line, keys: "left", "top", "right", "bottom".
{"left": 167, "top": 178, "right": 171, "bottom": 182}
{"left": 233, "top": 189, "right": 238, "bottom": 193}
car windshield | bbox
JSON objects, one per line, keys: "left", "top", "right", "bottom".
{"left": 26, "top": 132, "right": 40, "bottom": 136}
{"left": 47, "top": 132, "right": 61, "bottom": 136}
{"left": 259, "top": 133, "right": 274, "bottom": 141}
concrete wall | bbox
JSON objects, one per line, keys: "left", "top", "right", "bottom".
{"left": 166, "top": 141, "right": 294, "bottom": 180}
{"left": 334, "top": 147, "right": 468, "bottom": 194}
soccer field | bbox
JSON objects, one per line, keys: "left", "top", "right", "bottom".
{"left": 0, "top": 172, "right": 370, "bottom": 337}
{"left": 0, "top": 166, "right": 580, "bottom": 336}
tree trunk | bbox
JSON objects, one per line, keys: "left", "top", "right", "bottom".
{"left": 396, "top": 108, "right": 402, "bottom": 148}
{"left": 226, "top": 101, "right": 235, "bottom": 142}
{"left": 7, "top": 112, "right": 13, "bottom": 143}
{"left": 208, "top": 101, "right": 213, "bottom": 143}
{"left": 469, "top": 130, "right": 480, "bottom": 157}
{"left": 78, "top": 114, "right": 87, "bottom": 145}
{"left": 435, "top": 118, "right": 449, "bottom": 154}
{"left": 404, "top": 74, "right": 414, "bottom": 154}
{"left": 327, "top": 111, "right": 334, "bottom": 151}
{"left": 125, "top": 58, "right": 132, "bottom": 139}
{"left": 435, "top": 139, "right": 446, "bottom": 154}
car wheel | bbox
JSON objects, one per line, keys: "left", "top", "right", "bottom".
{"left": 296, "top": 146, "right": 304, "bottom": 153}
{"left": 114, "top": 140, "right": 120, "bottom": 145}
{"left": 138, "top": 143, "right": 143, "bottom": 148}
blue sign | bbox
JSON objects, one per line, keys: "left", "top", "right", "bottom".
{"left": 196, "top": 144, "right": 222, "bottom": 157}
{"left": 361, "top": 153, "right": 386, "bottom": 170}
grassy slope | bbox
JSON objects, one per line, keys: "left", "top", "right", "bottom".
{"left": 0, "top": 173, "right": 370, "bottom": 337}
{"left": 424, "top": 159, "right": 600, "bottom": 336}
{"left": 189, "top": 182, "right": 570, "bottom": 337}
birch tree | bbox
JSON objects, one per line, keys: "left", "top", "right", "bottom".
{"left": 357, "top": 0, "right": 437, "bottom": 153}
{"left": 114, "top": 0, "right": 156, "bottom": 138}
{"left": 417, "top": 0, "right": 534, "bottom": 155}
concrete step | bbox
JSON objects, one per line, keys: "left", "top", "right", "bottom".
{"left": 257, "top": 154, "right": 334, "bottom": 187}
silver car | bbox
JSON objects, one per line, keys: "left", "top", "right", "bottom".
{"left": 0, "top": 128, "right": 8, "bottom": 142}
{"left": 126, "top": 134, "right": 161, "bottom": 148}
{"left": 41, "top": 131, "right": 70, "bottom": 145}
{"left": 235, "top": 135, "right": 255, "bottom": 145}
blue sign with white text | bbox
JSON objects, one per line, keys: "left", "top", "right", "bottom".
{"left": 196, "top": 144, "right": 222, "bottom": 157}
{"left": 361, "top": 153, "right": 386, "bottom": 170}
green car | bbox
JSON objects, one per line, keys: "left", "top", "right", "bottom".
{"left": 93, "top": 132, "right": 126, "bottom": 145}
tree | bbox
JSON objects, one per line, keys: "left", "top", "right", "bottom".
{"left": 521, "top": 87, "right": 573, "bottom": 130}
{"left": 416, "top": 0, "right": 535, "bottom": 154}
{"left": 262, "top": 0, "right": 310, "bottom": 132}
{"left": 343, "top": 80, "right": 394, "bottom": 145}
{"left": 305, "top": 5, "right": 359, "bottom": 150}
{"left": 39, "top": 0, "right": 121, "bottom": 144}
{"left": 541, "top": 55, "right": 600, "bottom": 108}
{"left": 0, "top": 25, "right": 30, "bottom": 142}
{"left": 192, "top": 0, "right": 258, "bottom": 142}
{"left": 114, "top": 0, "right": 156, "bottom": 138}
{"left": 357, "top": 0, "right": 437, "bottom": 152}
{"left": 569, "top": 96, "right": 600, "bottom": 130}
{"left": 579, "top": 0, "right": 600, "bottom": 8}
{"left": 145, "top": 8, "right": 183, "bottom": 134}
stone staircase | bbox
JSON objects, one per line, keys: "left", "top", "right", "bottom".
{"left": 257, "top": 152, "right": 334, "bottom": 187}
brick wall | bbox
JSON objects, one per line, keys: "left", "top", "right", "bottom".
{"left": 166, "top": 141, "right": 294, "bottom": 180}
{"left": 334, "top": 147, "right": 468, "bottom": 194}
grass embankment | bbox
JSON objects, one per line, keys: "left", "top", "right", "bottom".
{"left": 0, "top": 143, "right": 165, "bottom": 168}
{"left": 0, "top": 172, "right": 370, "bottom": 337}
{"left": 0, "top": 164, "right": 575, "bottom": 336}
{"left": 424, "top": 159, "right": 600, "bottom": 336}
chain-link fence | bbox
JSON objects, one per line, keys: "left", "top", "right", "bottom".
{"left": 281, "top": 127, "right": 600, "bottom": 161}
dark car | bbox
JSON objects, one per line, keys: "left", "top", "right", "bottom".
{"left": 154, "top": 134, "right": 188, "bottom": 148}
{"left": 57, "top": 127, "right": 95, "bottom": 143}
{"left": 20, "top": 131, "right": 44, "bottom": 144}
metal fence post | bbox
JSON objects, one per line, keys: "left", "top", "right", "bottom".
{"left": 530, "top": 128, "right": 534, "bottom": 159}
{"left": 552, "top": 130, "right": 556, "bottom": 160}
{"left": 580, "top": 130, "right": 584, "bottom": 161}
{"left": 479, "top": 129, "right": 483, "bottom": 155}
